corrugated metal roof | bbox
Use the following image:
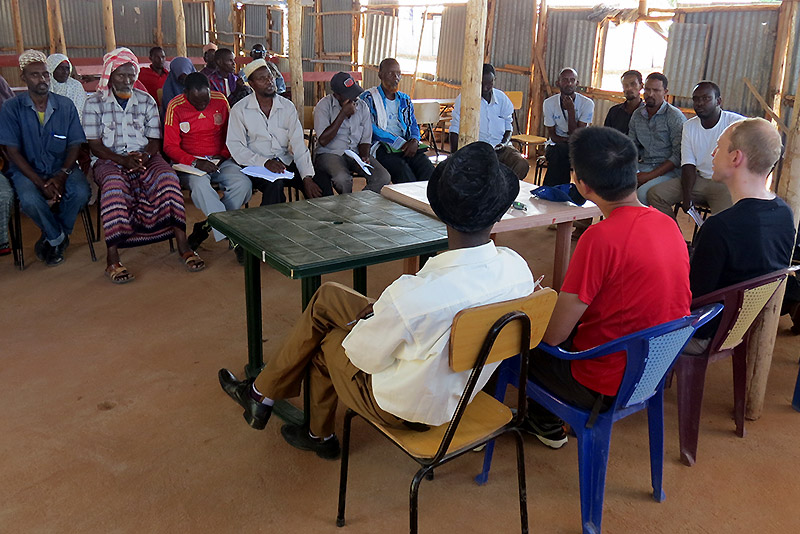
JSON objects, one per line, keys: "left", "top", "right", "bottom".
{"left": 682, "top": 9, "right": 779, "bottom": 117}
{"left": 490, "top": 0, "right": 534, "bottom": 132}
{"left": 434, "top": 5, "right": 465, "bottom": 85}
{"left": 363, "top": 13, "right": 397, "bottom": 66}
{"left": 545, "top": 9, "right": 595, "bottom": 85}
{"left": 663, "top": 23, "right": 709, "bottom": 103}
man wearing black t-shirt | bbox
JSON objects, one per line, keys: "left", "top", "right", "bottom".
{"left": 603, "top": 70, "right": 643, "bottom": 135}
{"left": 687, "top": 118, "right": 795, "bottom": 351}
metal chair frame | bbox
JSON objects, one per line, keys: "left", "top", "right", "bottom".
{"left": 336, "top": 308, "right": 540, "bottom": 534}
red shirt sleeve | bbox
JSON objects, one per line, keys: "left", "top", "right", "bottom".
{"left": 163, "top": 100, "right": 195, "bottom": 165}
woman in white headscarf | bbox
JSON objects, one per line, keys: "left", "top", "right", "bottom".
{"left": 46, "top": 54, "right": 86, "bottom": 122}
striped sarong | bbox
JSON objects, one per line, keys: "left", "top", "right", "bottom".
{"left": 94, "top": 154, "right": 186, "bottom": 248}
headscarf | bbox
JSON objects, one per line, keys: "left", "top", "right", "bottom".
{"left": 19, "top": 49, "right": 47, "bottom": 70}
{"left": 46, "top": 53, "right": 86, "bottom": 121}
{"left": 160, "top": 57, "right": 196, "bottom": 114}
{"left": 98, "top": 47, "right": 140, "bottom": 92}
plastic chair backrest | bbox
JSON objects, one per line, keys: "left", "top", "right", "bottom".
{"left": 691, "top": 269, "right": 787, "bottom": 353}
{"left": 505, "top": 91, "right": 523, "bottom": 110}
{"left": 413, "top": 101, "right": 441, "bottom": 125}
{"left": 449, "top": 289, "right": 557, "bottom": 372}
{"left": 604, "top": 304, "right": 723, "bottom": 409}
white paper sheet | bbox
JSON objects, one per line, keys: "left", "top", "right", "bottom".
{"left": 343, "top": 149, "right": 372, "bottom": 176}
{"left": 240, "top": 166, "right": 295, "bottom": 182}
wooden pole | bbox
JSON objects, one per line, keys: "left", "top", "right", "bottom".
{"left": 351, "top": 0, "right": 360, "bottom": 68}
{"left": 457, "top": 0, "right": 488, "bottom": 146}
{"left": 528, "top": 0, "right": 548, "bottom": 136}
{"left": 102, "top": 0, "right": 116, "bottom": 52}
{"left": 288, "top": 0, "right": 305, "bottom": 121}
{"left": 483, "top": 0, "right": 496, "bottom": 62}
{"left": 11, "top": 0, "right": 24, "bottom": 54}
{"left": 156, "top": 0, "right": 164, "bottom": 48}
{"left": 313, "top": 0, "right": 324, "bottom": 102}
{"left": 46, "top": 0, "right": 58, "bottom": 55}
{"left": 172, "top": 0, "right": 188, "bottom": 57}
{"left": 638, "top": 0, "right": 648, "bottom": 17}
{"left": 208, "top": 0, "right": 217, "bottom": 44}
{"left": 591, "top": 20, "right": 607, "bottom": 90}
{"left": 46, "top": 0, "right": 67, "bottom": 55}
{"left": 410, "top": 8, "right": 428, "bottom": 98}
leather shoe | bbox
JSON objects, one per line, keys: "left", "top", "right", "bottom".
{"left": 281, "top": 423, "right": 341, "bottom": 460}
{"left": 46, "top": 236, "right": 69, "bottom": 267}
{"left": 188, "top": 220, "right": 210, "bottom": 251}
{"left": 218, "top": 368, "right": 271, "bottom": 430}
{"left": 34, "top": 235, "right": 50, "bottom": 262}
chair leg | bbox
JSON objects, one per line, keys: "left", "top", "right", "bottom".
{"left": 81, "top": 208, "right": 97, "bottom": 262}
{"left": 576, "top": 425, "right": 611, "bottom": 534}
{"left": 646, "top": 391, "right": 666, "bottom": 502}
{"left": 336, "top": 410, "right": 356, "bottom": 528}
{"left": 476, "top": 360, "right": 516, "bottom": 485}
{"left": 409, "top": 466, "right": 431, "bottom": 534}
{"left": 11, "top": 198, "right": 24, "bottom": 270}
{"left": 512, "top": 429, "right": 529, "bottom": 534}
{"left": 675, "top": 355, "right": 709, "bottom": 467}
{"left": 732, "top": 343, "right": 747, "bottom": 438}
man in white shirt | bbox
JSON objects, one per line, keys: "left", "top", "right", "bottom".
{"left": 313, "top": 72, "right": 391, "bottom": 194}
{"left": 542, "top": 68, "right": 594, "bottom": 186}
{"left": 226, "top": 59, "right": 332, "bottom": 205}
{"left": 648, "top": 81, "right": 743, "bottom": 218}
{"left": 218, "top": 142, "right": 535, "bottom": 459}
{"left": 450, "top": 63, "right": 529, "bottom": 180}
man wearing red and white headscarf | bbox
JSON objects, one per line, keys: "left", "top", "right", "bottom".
{"left": 83, "top": 47, "right": 204, "bottom": 284}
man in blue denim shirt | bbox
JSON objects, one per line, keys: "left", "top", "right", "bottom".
{"left": 359, "top": 58, "right": 434, "bottom": 183}
{"left": 0, "top": 50, "right": 89, "bottom": 266}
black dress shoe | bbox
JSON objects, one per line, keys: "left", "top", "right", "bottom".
{"left": 34, "top": 235, "right": 50, "bottom": 262}
{"left": 281, "top": 423, "right": 341, "bottom": 460}
{"left": 45, "top": 236, "right": 69, "bottom": 267}
{"left": 218, "top": 368, "right": 272, "bottom": 430}
{"left": 188, "top": 220, "right": 211, "bottom": 251}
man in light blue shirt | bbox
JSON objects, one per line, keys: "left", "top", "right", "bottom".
{"left": 627, "top": 72, "right": 686, "bottom": 204}
{"left": 450, "top": 63, "right": 529, "bottom": 180}
{"left": 542, "top": 68, "right": 594, "bottom": 186}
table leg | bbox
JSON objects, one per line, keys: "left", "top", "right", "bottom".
{"left": 553, "top": 221, "right": 574, "bottom": 291}
{"left": 243, "top": 251, "right": 264, "bottom": 378}
{"left": 301, "top": 276, "right": 322, "bottom": 310}
{"left": 353, "top": 266, "right": 367, "bottom": 296}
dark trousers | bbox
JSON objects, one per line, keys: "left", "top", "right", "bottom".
{"left": 249, "top": 162, "right": 333, "bottom": 206}
{"left": 544, "top": 142, "right": 572, "bottom": 187}
{"left": 527, "top": 348, "right": 613, "bottom": 425}
{"left": 375, "top": 146, "right": 435, "bottom": 184}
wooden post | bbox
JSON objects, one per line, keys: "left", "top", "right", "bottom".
{"left": 746, "top": 105, "right": 800, "bottom": 420}
{"left": 102, "top": 0, "right": 116, "bottom": 52}
{"left": 483, "top": 0, "right": 496, "bottom": 62}
{"left": 46, "top": 0, "right": 67, "bottom": 55}
{"left": 410, "top": 8, "right": 428, "bottom": 98}
{"left": 313, "top": 0, "right": 325, "bottom": 103}
{"left": 172, "top": 0, "right": 187, "bottom": 58}
{"left": 156, "top": 0, "right": 164, "bottom": 48}
{"left": 457, "top": 0, "right": 489, "bottom": 146}
{"left": 638, "top": 0, "right": 648, "bottom": 17}
{"left": 288, "top": 0, "right": 305, "bottom": 121}
{"left": 11, "top": 0, "right": 24, "bottom": 54}
{"left": 208, "top": 0, "right": 217, "bottom": 44}
{"left": 527, "top": 0, "right": 548, "bottom": 136}
{"left": 770, "top": 1, "right": 798, "bottom": 120}
{"left": 233, "top": 4, "right": 243, "bottom": 57}
{"left": 351, "top": 0, "right": 361, "bottom": 68}
{"left": 591, "top": 20, "right": 607, "bottom": 89}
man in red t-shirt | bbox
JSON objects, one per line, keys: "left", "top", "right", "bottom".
{"left": 164, "top": 73, "right": 251, "bottom": 252}
{"left": 525, "top": 126, "right": 691, "bottom": 449}
{"left": 138, "top": 47, "right": 169, "bottom": 105}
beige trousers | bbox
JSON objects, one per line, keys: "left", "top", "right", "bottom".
{"left": 647, "top": 176, "right": 732, "bottom": 218}
{"left": 496, "top": 146, "right": 530, "bottom": 181}
{"left": 254, "top": 282, "right": 404, "bottom": 437}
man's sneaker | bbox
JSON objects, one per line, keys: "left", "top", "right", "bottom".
{"left": 34, "top": 235, "right": 50, "bottom": 261}
{"left": 520, "top": 417, "right": 568, "bottom": 449}
{"left": 280, "top": 423, "right": 341, "bottom": 460}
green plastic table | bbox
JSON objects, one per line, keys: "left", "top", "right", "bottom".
{"left": 209, "top": 191, "right": 448, "bottom": 422}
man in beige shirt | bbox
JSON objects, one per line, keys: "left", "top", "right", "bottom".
{"left": 226, "top": 59, "right": 332, "bottom": 205}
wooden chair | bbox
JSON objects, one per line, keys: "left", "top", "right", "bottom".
{"left": 504, "top": 90, "right": 547, "bottom": 160}
{"left": 302, "top": 105, "right": 316, "bottom": 158}
{"left": 675, "top": 269, "right": 788, "bottom": 466}
{"left": 336, "top": 289, "right": 558, "bottom": 534}
{"left": 505, "top": 90, "right": 524, "bottom": 134}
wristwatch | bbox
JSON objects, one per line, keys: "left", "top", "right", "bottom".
{"left": 60, "top": 166, "right": 73, "bottom": 176}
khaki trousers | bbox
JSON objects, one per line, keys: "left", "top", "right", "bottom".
{"left": 496, "top": 146, "right": 530, "bottom": 181}
{"left": 254, "top": 282, "right": 404, "bottom": 437}
{"left": 647, "top": 176, "right": 732, "bottom": 218}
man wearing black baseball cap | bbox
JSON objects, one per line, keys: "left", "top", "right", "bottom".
{"left": 218, "top": 142, "right": 536, "bottom": 459}
{"left": 313, "top": 72, "right": 390, "bottom": 194}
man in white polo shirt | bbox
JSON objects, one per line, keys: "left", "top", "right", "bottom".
{"left": 542, "top": 67, "right": 594, "bottom": 186}
{"left": 648, "top": 81, "right": 743, "bottom": 218}
{"left": 450, "top": 63, "right": 529, "bottom": 180}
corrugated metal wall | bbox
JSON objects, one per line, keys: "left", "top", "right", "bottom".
{"left": 245, "top": 4, "right": 269, "bottom": 52}
{"left": 434, "top": 5, "right": 465, "bottom": 85}
{"left": 781, "top": 6, "right": 800, "bottom": 124}
{"left": 677, "top": 9, "right": 779, "bottom": 117}
{"left": 663, "top": 23, "right": 709, "bottom": 102}
{"left": 545, "top": 9, "right": 596, "bottom": 85}
{"left": 489, "top": 0, "right": 534, "bottom": 133}
{"left": 362, "top": 13, "right": 397, "bottom": 67}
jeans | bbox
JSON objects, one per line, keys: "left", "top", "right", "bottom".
{"left": 9, "top": 168, "right": 90, "bottom": 246}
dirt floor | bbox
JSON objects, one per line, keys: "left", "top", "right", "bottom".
{"left": 2, "top": 189, "right": 799, "bottom": 534}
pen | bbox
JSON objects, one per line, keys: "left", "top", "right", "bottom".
{"left": 346, "top": 312, "right": 374, "bottom": 326}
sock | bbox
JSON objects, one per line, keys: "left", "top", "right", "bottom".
{"left": 309, "top": 431, "right": 335, "bottom": 441}
{"left": 249, "top": 384, "right": 274, "bottom": 406}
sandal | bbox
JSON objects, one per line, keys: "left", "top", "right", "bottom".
{"left": 181, "top": 250, "right": 205, "bottom": 272}
{"left": 105, "top": 262, "right": 135, "bottom": 284}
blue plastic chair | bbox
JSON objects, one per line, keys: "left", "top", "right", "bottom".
{"left": 476, "top": 304, "right": 723, "bottom": 534}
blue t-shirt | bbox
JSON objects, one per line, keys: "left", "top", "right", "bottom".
{"left": 0, "top": 92, "right": 85, "bottom": 177}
